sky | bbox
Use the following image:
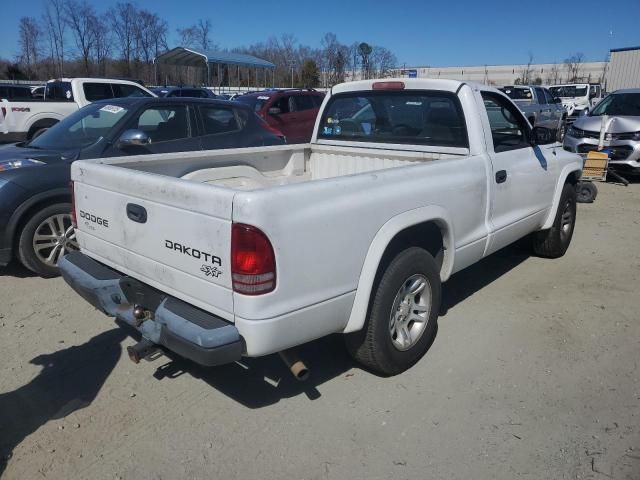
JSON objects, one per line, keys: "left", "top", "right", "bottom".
{"left": 1, "top": 0, "right": 639, "bottom": 67}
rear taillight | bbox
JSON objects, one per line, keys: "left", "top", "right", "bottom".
{"left": 231, "top": 223, "right": 276, "bottom": 295}
{"left": 70, "top": 181, "right": 77, "bottom": 227}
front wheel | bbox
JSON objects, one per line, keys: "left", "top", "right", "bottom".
{"left": 17, "top": 203, "right": 79, "bottom": 277}
{"left": 532, "top": 183, "right": 577, "bottom": 258}
{"left": 345, "top": 247, "right": 441, "bottom": 376}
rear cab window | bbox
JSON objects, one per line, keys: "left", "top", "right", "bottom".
{"left": 45, "top": 81, "right": 74, "bottom": 102}
{"left": 318, "top": 90, "right": 468, "bottom": 148}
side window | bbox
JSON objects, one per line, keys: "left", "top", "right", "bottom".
{"left": 535, "top": 88, "right": 547, "bottom": 104}
{"left": 112, "top": 83, "right": 151, "bottom": 98}
{"left": 481, "top": 92, "right": 530, "bottom": 153}
{"left": 45, "top": 82, "right": 74, "bottom": 102}
{"left": 311, "top": 95, "right": 323, "bottom": 107}
{"left": 293, "top": 95, "right": 315, "bottom": 111}
{"left": 543, "top": 89, "right": 555, "bottom": 104}
{"left": 134, "top": 106, "right": 190, "bottom": 143}
{"left": 0, "top": 87, "right": 6, "bottom": 99}
{"left": 199, "top": 106, "right": 240, "bottom": 135}
{"left": 273, "top": 96, "right": 290, "bottom": 114}
{"left": 83, "top": 83, "right": 114, "bottom": 101}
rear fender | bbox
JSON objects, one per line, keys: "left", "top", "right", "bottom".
{"left": 342, "top": 206, "right": 454, "bottom": 333}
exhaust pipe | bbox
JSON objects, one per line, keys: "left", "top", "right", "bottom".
{"left": 278, "top": 348, "right": 310, "bottom": 381}
{"left": 127, "top": 338, "right": 160, "bottom": 364}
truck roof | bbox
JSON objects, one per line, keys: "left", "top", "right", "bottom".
{"left": 331, "top": 78, "right": 495, "bottom": 95}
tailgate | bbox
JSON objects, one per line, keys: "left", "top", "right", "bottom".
{"left": 72, "top": 161, "right": 236, "bottom": 320}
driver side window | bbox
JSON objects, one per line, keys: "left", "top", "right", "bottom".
{"left": 482, "top": 92, "right": 530, "bottom": 153}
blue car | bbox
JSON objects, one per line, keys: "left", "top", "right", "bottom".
{"left": 0, "top": 96, "right": 285, "bottom": 276}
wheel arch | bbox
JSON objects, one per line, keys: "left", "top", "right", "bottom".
{"left": 342, "top": 206, "right": 454, "bottom": 334}
{"left": 541, "top": 164, "right": 582, "bottom": 230}
{"left": 6, "top": 188, "right": 71, "bottom": 251}
{"left": 26, "top": 117, "right": 60, "bottom": 139}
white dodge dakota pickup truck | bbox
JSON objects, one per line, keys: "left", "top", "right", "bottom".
{"left": 59, "top": 78, "right": 583, "bottom": 376}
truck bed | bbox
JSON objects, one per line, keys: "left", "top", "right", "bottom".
{"left": 95, "top": 144, "right": 467, "bottom": 191}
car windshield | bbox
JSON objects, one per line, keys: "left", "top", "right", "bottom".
{"left": 549, "top": 85, "right": 588, "bottom": 98}
{"left": 589, "top": 93, "right": 640, "bottom": 116}
{"left": 235, "top": 95, "right": 270, "bottom": 112}
{"left": 27, "top": 103, "right": 129, "bottom": 150}
{"left": 500, "top": 87, "right": 533, "bottom": 100}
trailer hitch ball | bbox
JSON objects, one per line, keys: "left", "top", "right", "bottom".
{"left": 133, "top": 304, "right": 146, "bottom": 320}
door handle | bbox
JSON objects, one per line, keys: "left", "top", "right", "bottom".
{"left": 495, "top": 170, "right": 508, "bottom": 184}
{"left": 126, "top": 203, "right": 147, "bottom": 223}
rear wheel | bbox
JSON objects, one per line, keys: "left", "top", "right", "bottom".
{"left": 532, "top": 183, "right": 577, "bottom": 258}
{"left": 345, "top": 247, "right": 441, "bottom": 376}
{"left": 17, "top": 203, "right": 79, "bottom": 277}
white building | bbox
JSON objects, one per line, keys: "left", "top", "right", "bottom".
{"left": 397, "top": 61, "right": 607, "bottom": 87}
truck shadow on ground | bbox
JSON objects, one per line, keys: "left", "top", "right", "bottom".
{"left": 439, "top": 238, "right": 531, "bottom": 316}
{"left": 150, "top": 333, "right": 355, "bottom": 409}
{"left": 0, "top": 329, "right": 127, "bottom": 476}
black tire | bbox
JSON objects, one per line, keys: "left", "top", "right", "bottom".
{"left": 576, "top": 181, "right": 597, "bottom": 203}
{"left": 30, "top": 127, "right": 48, "bottom": 140}
{"left": 532, "top": 183, "right": 577, "bottom": 258}
{"left": 345, "top": 247, "right": 441, "bottom": 376}
{"left": 17, "top": 203, "right": 78, "bottom": 278}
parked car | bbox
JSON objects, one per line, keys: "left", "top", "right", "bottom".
{"left": 0, "top": 78, "right": 155, "bottom": 143}
{"left": 0, "top": 97, "right": 285, "bottom": 277}
{"left": 499, "top": 85, "right": 566, "bottom": 138}
{"left": 549, "top": 83, "right": 603, "bottom": 123}
{"left": 0, "top": 84, "right": 35, "bottom": 101}
{"left": 151, "top": 86, "right": 219, "bottom": 99}
{"left": 563, "top": 88, "right": 640, "bottom": 176}
{"left": 236, "top": 89, "right": 325, "bottom": 143}
{"left": 59, "top": 78, "right": 581, "bottom": 377}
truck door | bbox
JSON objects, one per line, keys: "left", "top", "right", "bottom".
{"left": 535, "top": 87, "right": 551, "bottom": 128}
{"left": 480, "top": 91, "right": 557, "bottom": 255}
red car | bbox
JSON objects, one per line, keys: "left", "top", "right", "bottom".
{"left": 236, "top": 89, "right": 325, "bottom": 143}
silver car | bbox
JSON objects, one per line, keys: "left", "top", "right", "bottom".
{"left": 500, "top": 85, "right": 566, "bottom": 135}
{"left": 563, "top": 89, "right": 640, "bottom": 176}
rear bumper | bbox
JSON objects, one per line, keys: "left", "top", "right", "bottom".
{"left": 59, "top": 252, "right": 242, "bottom": 366}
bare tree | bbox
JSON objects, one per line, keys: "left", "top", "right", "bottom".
{"left": 358, "top": 42, "right": 372, "bottom": 79}
{"left": 370, "top": 46, "right": 396, "bottom": 78}
{"left": 18, "top": 17, "right": 42, "bottom": 78}
{"left": 42, "top": 0, "right": 67, "bottom": 76}
{"left": 109, "top": 2, "right": 137, "bottom": 76}
{"left": 520, "top": 52, "right": 534, "bottom": 84}
{"left": 545, "top": 64, "right": 561, "bottom": 85}
{"left": 136, "top": 10, "right": 168, "bottom": 82}
{"left": 177, "top": 19, "right": 212, "bottom": 51}
{"left": 564, "top": 52, "right": 585, "bottom": 82}
{"left": 90, "top": 14, "right": 111, "bottom": 76}
{"left": 64, "top": 0, "right": 97, "bottom": 75}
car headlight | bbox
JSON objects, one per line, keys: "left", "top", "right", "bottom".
{"left": 632, "top": 131, "right": 640, "bottom": 141}
{"left": 0, "top": 158, "right": 45, "bottom": 172}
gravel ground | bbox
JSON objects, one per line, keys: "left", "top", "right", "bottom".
{"left": 0, "top": 182, "right": 639, "bottom": 480}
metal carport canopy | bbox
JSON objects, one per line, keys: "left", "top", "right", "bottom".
{"left": 154, "top": 47, "right": 275, "bottom": 69}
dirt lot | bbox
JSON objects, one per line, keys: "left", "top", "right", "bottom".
{"left": 0, "top": 182, "right": 639, "bottom": 480}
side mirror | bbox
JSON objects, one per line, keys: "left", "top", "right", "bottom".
{"left": 531, "top": 126, "right": 554, "bottom": 145}
{"left": 116, "top": 129, "right": 150, "bottom": 150}
{"left": 580, "top": 108, "right": 589, "bottom": 117}
{"left": 268, "top": 107, "right": 281, "bottom": 115}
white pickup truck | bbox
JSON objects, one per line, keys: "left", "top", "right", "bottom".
{"left": 0, "top": 78, "right": 154, "bottom": 142}
{"left": 59, "top": 78, "right": 583, "bottom": 376}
